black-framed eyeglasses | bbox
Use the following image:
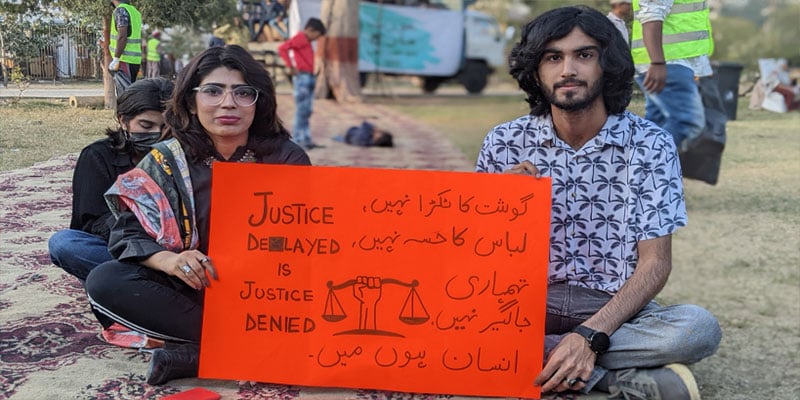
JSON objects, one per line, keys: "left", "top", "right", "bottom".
{"left": 193, "top": 84, "right": 259, "bottom": 107}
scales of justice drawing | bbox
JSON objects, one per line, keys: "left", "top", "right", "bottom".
{"left": 322, "top": 276, "right": 430, "bottom": 337}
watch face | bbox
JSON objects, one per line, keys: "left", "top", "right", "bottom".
{"left": 591, "top": 332, "right": 610, "bottom": 353}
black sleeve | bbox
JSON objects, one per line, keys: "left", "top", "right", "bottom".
{"left": 107, "top": 210, "right": 168, "bottom": 262}
{"left": 278, "top": 140, "right": 312, "bottom": 165}
{"left": 70, "top": 145, "right": 120, "bottom": 240}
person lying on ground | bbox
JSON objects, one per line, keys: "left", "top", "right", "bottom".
{"left": 334, "top": 121, "right": 394, "bottom": 147}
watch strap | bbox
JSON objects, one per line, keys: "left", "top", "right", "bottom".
{"left": 572, "top": 325, "right": 595, "bottom": 340}
{"left": 572, "top": 325, "right": 609, "bottom": 354}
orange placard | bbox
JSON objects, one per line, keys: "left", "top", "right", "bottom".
{"left": 200, "top": 163, "right": 551, "bottom": 399}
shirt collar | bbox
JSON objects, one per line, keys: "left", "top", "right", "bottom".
{"left": 528, "top": 112, "right": 632, "bottom": 149}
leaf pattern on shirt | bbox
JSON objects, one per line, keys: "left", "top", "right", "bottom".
{"left": 476, "top": 111, "right": 687, "bottom": 293}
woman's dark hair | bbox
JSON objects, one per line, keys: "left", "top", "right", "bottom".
{"left": 106, "top": 77, "right": 174, "bottom": 148}
{"left": 163, "top": 44, "right": 289, "bottom": 162}
{"left": 508, "top": 6, "right": 634, "bottom": 117}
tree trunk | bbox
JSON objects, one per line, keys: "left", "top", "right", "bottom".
{"left": 314, "top": 0, "right": 362, "bottom": 103}
{"left": 0, "top": 23, "right": 8, "bottom": 86}
{"left": 102, "top": 15, "right": 115, "bottom": 110}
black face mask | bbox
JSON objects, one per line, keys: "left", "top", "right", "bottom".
{"left": 127, "top": 132, "right": 162, "bottom": 155}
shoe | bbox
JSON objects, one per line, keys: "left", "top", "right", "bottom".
{"left": 146, "top": 342, "right": 199, "bottom": 385}
{"left": 541, "top": 391, "right": 609, "bottom": 399}
{"left": 607, "top": 364, "right": 700, "bottom": 400}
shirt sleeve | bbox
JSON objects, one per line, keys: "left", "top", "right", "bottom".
{"left": 114, "top": 7, "right": 131, "bottom": 28}
{"left": 278, "top": 140, "right": 312, "bottom": 165}
{"left": 635, "top": 131, "right": 688, "bottom": 241}
{"left": 70, "top": 145, "right": 119, "bottom": 240}
{"left": 278, "top": 35, "right": 295, "bottom": 67}
{"left": 475, "top": 131, "right": 494, "bottom": 173}
{"left": 107, "top": 210, "right": 167, "bottom": 262}
{"left": 636, "top": 0, "right": 673, "bottom": 24}
{"left": 475, "top": 122, "right": 514, "bottom": 174}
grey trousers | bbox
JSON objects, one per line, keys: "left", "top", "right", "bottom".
{"left": 543, "top": 283, "right": 722, "bottom": 392}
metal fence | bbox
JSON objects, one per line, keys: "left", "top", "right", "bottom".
{"left": 9, "top": 24, "right": 102, "bottom": 81}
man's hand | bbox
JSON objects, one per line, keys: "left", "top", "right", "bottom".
{"left": 505, "top": 161, "right": 541, "bottom": 177}
{"left": 108, "top": 57, "right": 121, "bottom": 72}
{"left": 534, "top": 333, "right": 595, "bottom": 393}
{"left": 640, "top": 20, "right": 667, "bottom": 94}
{"left": 643, "top": 63, "right": 667, "bottom": 93}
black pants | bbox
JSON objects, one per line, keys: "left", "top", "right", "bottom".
{"left": 129, "top": 63, "right": 140, "bottom": 83}
{"left": 85, "top": 260, "right": 203, "bottom": 342}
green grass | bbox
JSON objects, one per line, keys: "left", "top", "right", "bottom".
{"left": 372, "top": 94, "right": 528, "bottom": 164}
{"left": 371, "top": 93, "right": 646, "bottom": 164}
{"left": 0, "top": 99, "right": 114, "bottom": 171}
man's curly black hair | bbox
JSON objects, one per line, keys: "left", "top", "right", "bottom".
{"left": 508, "top": 5, "right": 634, "bottom": 117}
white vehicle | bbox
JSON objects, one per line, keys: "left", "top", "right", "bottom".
{"left": 290, "top": 1, "right": 512, "bottom": 94}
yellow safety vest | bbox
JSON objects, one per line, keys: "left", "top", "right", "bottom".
{"left": 146, "top": 38, "right": 161, "bottom": 62}
{"left": 631, "top": 0, "right": 713, "bottom": 64}
{"left": 110, "top": 3, "right": 142, "bottom": 64}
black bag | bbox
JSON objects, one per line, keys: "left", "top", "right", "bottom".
{"left": 680, "top": 76, "right": 727, "bottom": 185}
{"left": 112, "top": 70, "right": 132, "bottom": 98}
{"left": 159, "top": 56, "right": 174, "bottom": 78}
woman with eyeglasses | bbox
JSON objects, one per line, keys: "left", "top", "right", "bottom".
{"left": 84, "top": 45, "right": 310, "bottom": 385}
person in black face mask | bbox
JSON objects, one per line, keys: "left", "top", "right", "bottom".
{"left": 48, "top": 77, "right": 173, "bottom": 347}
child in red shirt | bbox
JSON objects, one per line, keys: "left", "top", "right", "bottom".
{"left": 278, "top": 18, "right": 326, "bottom": 149}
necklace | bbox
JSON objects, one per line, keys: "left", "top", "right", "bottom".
{"left": 203, "top": 148, "right": 256, "bottom": 168}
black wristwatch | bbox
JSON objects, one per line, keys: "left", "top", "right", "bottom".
{"left": 572, "top": 325, "right": 610, "bottom": 355}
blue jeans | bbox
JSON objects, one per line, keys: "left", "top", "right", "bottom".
{"left": 544, "top": 283, "right": 722, "bottom": 393}
{"left": 269, "top": 18, "right": 288, "bottom": 39}
{"left": 292, "top": 72, "right": 316, "bottom": 147}
{"left": 636, "top": 64, "right": 705, "bottom": 151}
{"left": 48, "top": 229, "right": 114, "bottom": 282}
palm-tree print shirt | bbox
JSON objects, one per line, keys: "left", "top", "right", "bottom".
{"left": 476, "top": 111, "right": 687, "bottom": 294}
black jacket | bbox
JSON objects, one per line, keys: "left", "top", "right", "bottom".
{"left": 69, "top": 138, "right": 136, "bottom": 240}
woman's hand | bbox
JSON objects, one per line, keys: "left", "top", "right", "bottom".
{"left": 145, "top": 250, "right": 219, "bottom": 290}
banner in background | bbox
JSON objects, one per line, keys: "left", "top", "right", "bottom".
{"left": 293, "top": 0, "right": 464, "bottom": 76}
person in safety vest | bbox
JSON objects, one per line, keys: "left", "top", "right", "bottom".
{"left": 146, "top": 31, "right": 162, "bottom": 78}
{"left": 631, "top": 0, "right": 713, "bottom": 151}
{"left": 109, "top": 0, "right": 143, "bottom": 85}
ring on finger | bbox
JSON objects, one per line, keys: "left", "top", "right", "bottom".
{"left": 566, "top": 377, "right": 584, "bottom": 386}
{"left": 181, "top": 265, "right": 192, "bottom": 274}
{"left": 200, "top": 257, "right": 210, "bottom": 264}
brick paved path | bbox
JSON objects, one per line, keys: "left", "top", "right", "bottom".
{"left": 277, "top": 94, "right": 474, "bottom": 171}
